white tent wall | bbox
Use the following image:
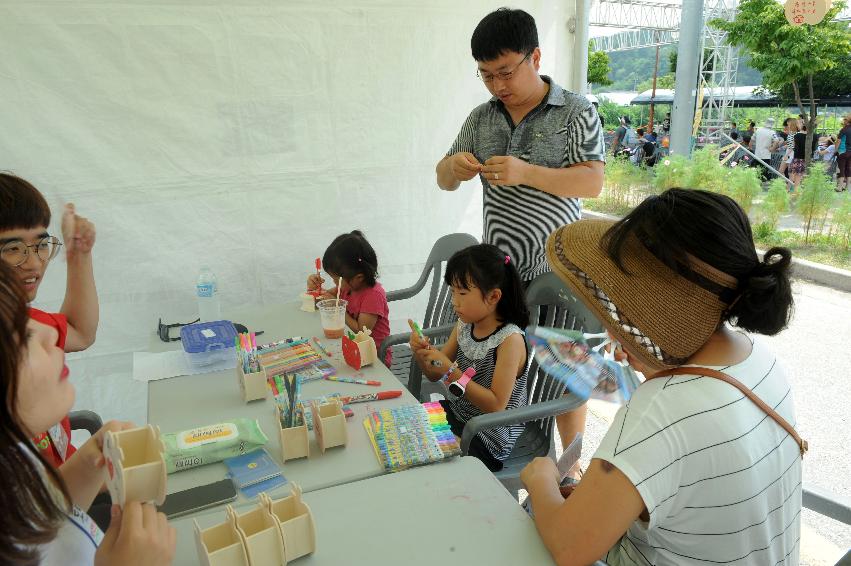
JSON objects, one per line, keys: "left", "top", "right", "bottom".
{"left": 0, "top": 1, "right": 578, "bottom": 425}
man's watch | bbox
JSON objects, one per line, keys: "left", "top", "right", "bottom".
{"left": 447, "top": 367, "right": 476, "bottom": 397}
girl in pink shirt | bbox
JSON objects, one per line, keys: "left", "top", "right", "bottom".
{"left": 308, "top": 231, "right": 391, "bottom": 361}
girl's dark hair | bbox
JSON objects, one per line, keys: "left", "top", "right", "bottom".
{"left": 0, "top": 173, "right": 51, "bottom": 232}
{"left": 603, "top": 188, "right": 793, "bottom": 335}
{"left": 322, "top": 230, "right": 379, "bottom": 287}
{"left": 0, "top": 261, "right": 69, "bottom": 564}
{"left": 471, "top": 8, "right": 538, "bottom": 62}
{"left": 444, "top": 244, "right": 529, "bottom": 329}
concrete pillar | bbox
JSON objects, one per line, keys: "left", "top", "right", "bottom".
{"left": 539, "top": 0, "right": 577, "bottom": 90}
{"left": 571, "top": 0, "right": 591, "bottom": 95}
{"left": 670, "top": 0, "right": 704, "bottom": 156}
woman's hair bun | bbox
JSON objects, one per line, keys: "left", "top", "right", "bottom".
{"left": 730, "top": 247, "right": 793, "bottom": 335}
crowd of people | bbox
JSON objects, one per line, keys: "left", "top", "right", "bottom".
{"left": 609, "top": 113, "right": 669, "bottom": 168}
{"left": 726, "top": 114, "right": 851, "bottom": 192}
{"left": 605, "top": 108, "right": 851, "bottom": 195}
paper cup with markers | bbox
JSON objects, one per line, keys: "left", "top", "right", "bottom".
{"left": 316, "top": 299, "right": 347, "bottom": 339}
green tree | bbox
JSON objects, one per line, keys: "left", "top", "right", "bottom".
{"left": 796, "top": 163, "right": 835, "bottom": 241}
{"left": 832, "top": 194, "right": 851, "bottom": 249}
{"left": 636, "top": 73, "right": 675, "bottom": 93}
{"left": 588, "top": 41, "right": 613, "bottom": 86}
{"left": 711, "top": 0, "right": 851, "bottom": 167}
{"left": 761, "top": 178, "right": 791, "bottom": 231}
{"left": 726, "top": 165, "right": 762, "bottom": 215}
{"left": 777, "top": 53, "right": 851, "bottom": 102}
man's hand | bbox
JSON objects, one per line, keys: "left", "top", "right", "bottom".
{"left": 481, "top": 156, "right": 530, "bottom": 186}
{"left": 61, "top": 203, "right": 96, "bottom": 259}
{"left": 448, "top": 152, "right": 482, "bottom": 182}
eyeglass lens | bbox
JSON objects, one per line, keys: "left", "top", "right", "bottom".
{"left": 0, "top": 237, "right": 61, "bottom": 266}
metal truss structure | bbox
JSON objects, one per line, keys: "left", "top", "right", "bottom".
{"left": 696, "top": 0, "right": 739, "bottom": 145}
{"left": 590, "top": 0, "right": 681, "bottom": 30}
{"left": 591, "top": 29, "right": 679, "bottom": 52}
{"left": 590, "top": 0, "right": 845, "bottom": 149}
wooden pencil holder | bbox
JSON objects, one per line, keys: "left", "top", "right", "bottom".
{"left": 311, "top": 400, "right": 348, "bottom": 453}
{"left": 341, "top": 327, "right": 378, "bottom": 370}
{"left": 232, "top": 504, "right": 286, "bottom": 566}
{"left": 276, "top": 405, "right": 309, "bottom": 462}
{"left": 261, "top": 485, "right": 316, "bottom": 562}
{"left": 195, "top": 483, "right": 315, "bottom": 566}
{"left": 103, "top": 424, "right": 167, "bottom": 507}
{"left": 194, "top": 513, "right": 250, "bottom": 566}
{"left": 299, "top": 292, "right": 318, "bottom": 312}
{"left": 237, "top": 364, "right": 267, "bottom": 403}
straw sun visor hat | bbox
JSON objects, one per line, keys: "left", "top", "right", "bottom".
{"left": 546, "top": 219, "right": 739, "bottom": 372}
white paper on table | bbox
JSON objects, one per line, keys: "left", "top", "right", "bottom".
{"left": 132, "top": 350, "right": 236, "bottom": 382}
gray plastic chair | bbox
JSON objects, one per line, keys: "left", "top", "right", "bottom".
{"left": 379, "top": 233, "right": 478, "bottom": 387}
{"left": 460, "top": 272, "right": 605, "bottom": 496}
{"left": 803, "top": 485, "right": 851, "bottom": 565}
{"left": 402, "top": 271, "right": 602, "bottom": 495}
{"left": 69, "top": 409, "right": 103, "bottom": 436}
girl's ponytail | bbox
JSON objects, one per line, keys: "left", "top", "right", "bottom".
{"left": 500, "top": 254, "right": 530, "bottom": 329}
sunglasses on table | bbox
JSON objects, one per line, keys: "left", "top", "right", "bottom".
{"left": 157, "top": 317, "right": 200, "bottom": 342}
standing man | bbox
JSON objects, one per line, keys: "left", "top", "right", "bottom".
{"left": 436, "top": 7, "right": 604, "bottom": 461}
{"left": 751, "top": 117, "right": 776, "bottom": 181}
{"left": 436, "top": 7, "right": 605, "bottom": 285}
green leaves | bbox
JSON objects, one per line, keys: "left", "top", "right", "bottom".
{"left": 797, "top": 163, "right": 836, "bottom": 242}
{"left": 711, "top": 0, "right": 850, "bottom": 95}
{"left": 588, "top": 42, "right": 613, "bottom": 86}
{"left": 761, "top": 178, "right": 791, "bottom": 231}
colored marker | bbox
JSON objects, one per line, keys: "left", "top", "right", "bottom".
{"left": 324, "top": 375, "right": 381, "bottom": 386}
{"left": 258, "top": 337, "right": 306, "bottom": 351}
{"left": 313, "top": 337, "right": 332, "bottom": 357}
{"left": 341, "top": 390, "right": 403, "bottom": 404}
{"left": 409, "top": 319, "right": 425, "bottom": 340}
{"left": 408, "top": 319, "right": 431, "bottom": 350}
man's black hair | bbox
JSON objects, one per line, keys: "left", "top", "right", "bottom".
{"left": 471, "top": 8, "right": 538, "bottom": 62}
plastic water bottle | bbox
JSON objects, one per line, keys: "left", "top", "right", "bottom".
{"left": 196, "top": 266, "right": 221, "bottom": 322}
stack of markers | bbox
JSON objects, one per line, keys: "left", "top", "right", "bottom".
{"left": 236, "top": 332, "right": 260, "bottom": 374}
{"left": 271, "top": 373, "right": 303, "bottom": 429}
{"left": 363, "top": 403, "right": 461, "bottom": 473}
{"left": 422, "top": 401, "right": 462, "bottom": 459}
{"left": 257, "top": 338, "right": 336, "bottom": 382}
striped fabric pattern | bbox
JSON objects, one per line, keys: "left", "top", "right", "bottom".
{"left": 449, "top": 322, "right": 528, "bottom": 461}
{"left": 597, "top": 337, "right": 802, "bottom": 566}
{"left": 447, "top": 76, "right": 606, "bottom": 281}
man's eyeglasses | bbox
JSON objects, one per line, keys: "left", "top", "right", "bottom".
{"left": 476, "top": 51, "right": 532, "bottom": 83}
{"left": 157, "top": 317, "right": 200, "bottom": 342}
{"left": 0, "top": 236, "right": 62, "bottom": 267}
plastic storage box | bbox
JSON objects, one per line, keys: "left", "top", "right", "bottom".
{"left": 181, "top": 320, "right": 238, "bottom": 367}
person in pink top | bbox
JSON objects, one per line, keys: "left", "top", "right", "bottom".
{"left": 307, "top": 231, "right": 391, "bottom": 362}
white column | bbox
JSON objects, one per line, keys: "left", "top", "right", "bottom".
{"left": 670, "top": 0, "right": 704, "bottom": 156}
{"left": 539, "top": 0, "right": 577, "bottom": 90}
{"left": 570, "top": 0, "right": 590, "bottom": 94}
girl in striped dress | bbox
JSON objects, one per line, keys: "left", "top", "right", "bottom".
{"left": 410, "top": 244, "right": 530, "bottom": 471}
